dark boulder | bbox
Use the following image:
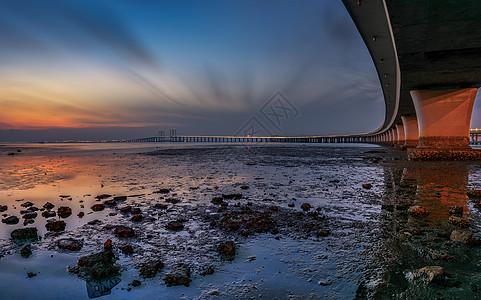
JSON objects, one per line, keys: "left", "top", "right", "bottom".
{"left": 43, "top": 202, "right": 55, "bottom": 210}
{"left": 45, "top": 220, "right": 66, "bottom": 232}
{"left": 131, "top": 214, "right": 143, "bottom": 222}
{"left": 74, "top": 240, "right": 119, "bottom": 280}
{"left": 91, "top": 204, "right": 105, "bottom": 211}
{"left": 408, "top": 205, "right": 429, "bottom": 216}
{"left": 211, "top": 197, "right": 224, "bottom": 205}
{"left": 57, "top": 206, "right": 72, "bottom": 218}
{"left": 114, "top": 225, "right": 135, "bottom": 238}
{"left": 164, "top": 264, "right": 191, "bottom": 287}
{"left": 449, "top": 216, "right": 470, "bottom": 228}
{"left": 218, "top": 241, "right": 236, "bottom": 256}
{"left": 2, "top": 216, "right": 19, "bottom": 225}
{"left": 22, "top": 212, "right": 37, "bottom": 219}
{"left": 58, "top": 238, "right": 83, "bottom": 251}
{"left": 42, "top": 210, "right": 56, "bottom": 218}
{"left": 21, "top": 245, "right": 32, "bottom": 258}
{"left": 165, "top": 221, "right": 184, "bottom": 231}
{"left": 139, "top": 260, "right": 164, "bottom": 278}
{"left": 11, "top": 227, "right": 38, "bottom": 240}
{"left": 301, "top": 203, "right": 311, "bottom": 211}
{"left": 95, "top": 194, "right": 112, "bottom": 200}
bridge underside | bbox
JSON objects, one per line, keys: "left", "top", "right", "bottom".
{"left": 341, "top": 0, "right": 481, "bottom": 160}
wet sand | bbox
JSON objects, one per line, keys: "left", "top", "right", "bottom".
{"left": 1, "top": 143, "right": 481, "bottom": 299}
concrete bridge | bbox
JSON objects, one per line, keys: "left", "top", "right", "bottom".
{"left": 122, "top": 130, "right": 481, "bottom": 145}
{"left": 340, "top": 0, "right": 481, "bottom": 160}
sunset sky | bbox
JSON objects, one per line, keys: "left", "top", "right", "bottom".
{"left": 1, "top": 0, "right": 480, "bottom": 142}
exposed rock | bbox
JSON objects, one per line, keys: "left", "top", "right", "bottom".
{"left": 154, "top": 203, "right": 168, "bottom": 209}
{"left": 165, "top": 221, "right": 184, "bottom": 231}
{"left": 42, "top": 210, "right": 56, "bottom": 218}
{"left": 27, "top": 272, "right": 37, "bottom": 278}
{"left": 407, "top": 266, "right": 445, "bottom": 285}
{"left": 114, "top": 225, "right": 135, "bottom": 238}
{"left": 450, "top": 230, "right": 473, "bottom": 244}
{"left": 448, "top": 205, "right": 463, "bottom": 216}
{"left": 429, "top": 250, "right": 454, "bottom": 261}
{"left": 103, "top": 200, "right": 117, "bottom": 207}
{"left": 91, "top": 204, "right": 105, "bottom": 211}
{"left": 131, "top": 214, "right": 143, "bottom": 222}
{"left": 165, "top": 198, "right": 180, "bottom": 204}
{"left": 113, "top": 196, "right": 127, "bottom": 201}
{"left": 2, "top": 216, "right": 19, "bottom": 225}
{"left": 21, "top": 245, "right": 32, "bottom": 258}
{"left": 218, "top": 206, "right": 275, "bottom": 234}
{"left": 77, "top": 212, "right": 84, "bottom": 218}
{"left": 269, "top": 206, "right": 279, "bottom": 211}
{"left": 130, "top": 207, "right": 141, "bottom": 214}
{"left": 449, "top": 216, "right": 470, "bottom": 228}
{"left": 240, "top": 185, "right": 249, "bottom": 190}
{"left": 153, "top": 189, "right": 170, "bottom": 194}
{"left": 211, "top": 197, "right": 224, "bottom": 205}
{"left": 120, "top": 206, "right": 132, "bottom": 214}
{"left": 408, "top": 205, "right": 429, "bottom": 216}
{"left": 467, "top": 190, "right": 481, "bottom": 199}
{"left": 43, "top": 202, "right": 55, "bottom": 210}
{"left": 288, "top": 203, "right": 295, "bottom": 208}
{"left": 164, "top": 264, "right": 191, "bottom": 287}
{"left": 72, "top": 240, "right": 119, "bottom": 280}
{"left": 23, "top": 219, "right": 34, "bottom": 226}
{"left": 0, "top": 205, "right": 7, "bottom": 212}
{"left": 139, "top": 260, "right": 164, "bottom": 278}
{"left": 130, "top": 280, "right": 141, "bottom": 287}
{"left": 57, "top": 206, "right": 72, "bottom": 218}
{"left": 119, "top": 245, "right": 134, "bottom": 255}
{"left": 362, "top": 184, "right": 372, "bottom": 189}
{"left": 21, "top": 201, "right": 34, "bottom": 208}
{"left": 58, "top": 238, "right": 83, "bottom": 251}
{"left": 95, "top": 194, "right": 112, "bottom": 200}
{"left": 200, "top": 265, "right": 215, "bottom": 276}
{"left": 45, "top": 220, "right": 66, "bottom": 232}
{"left": 22, "top": 212, "right": 37, "bottom": 219}
{"left": 222, "top": 193, "right": 242, "bottom": 200}
{"left": 11, "top": 227, "right": 38, "bottom": 240}
{"left": 301, "top": 203, "right": 311, "bottom": 211}
{"left": 317, "top": 230, "right": 329, "bottom": 237}
{"left": 88, "top": 219, "right": 102, "bottom": 225}
{"left": 218, "top": 241, "right": 235, "bottom": 256}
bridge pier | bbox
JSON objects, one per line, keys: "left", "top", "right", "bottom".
{"left": 408, "top": 88, "right": 481, "bottom": 160}
{"left": 395, "top": 124, "right": 405, "bottom": 148}
{"left": 391, "top": 127, "right": 398, "bottom": 146}
{"left": 401, "top": 116, "right": 419, "bottom": 148}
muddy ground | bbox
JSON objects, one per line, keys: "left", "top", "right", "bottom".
{"left": 1, "top": 143, "right": 481, "bottom": 299}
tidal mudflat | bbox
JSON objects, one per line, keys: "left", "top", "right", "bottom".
{"left": 1, "top": 143, "right": 481, "bottom": 299}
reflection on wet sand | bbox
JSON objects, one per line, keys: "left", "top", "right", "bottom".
{"left": 366, "top": 161, "right": 481, "bottom": 299}
{"left": 403, "top": 163, "right": 470, "bottom": 224}
{"left": 86, "top": 278, "right": 121, "bottom": 298}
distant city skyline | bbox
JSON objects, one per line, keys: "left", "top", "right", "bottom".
{"left": 1, "top": 0, "right": 480, "bottom": 142}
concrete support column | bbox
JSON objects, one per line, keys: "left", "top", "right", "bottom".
{"left": 411, "top": 88, "right": 478, "bottom": 150}
{"left": 401, "top": 116, "right": 419, "bottom": 148}
{"left": 392, "top": 127, "right": 398, "bottom": 145}
{"left": 388, "top": 130, "right": 393, "bottom": 143}
{"left": 396, "top": 124, "right": 405, "bottom": 146}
